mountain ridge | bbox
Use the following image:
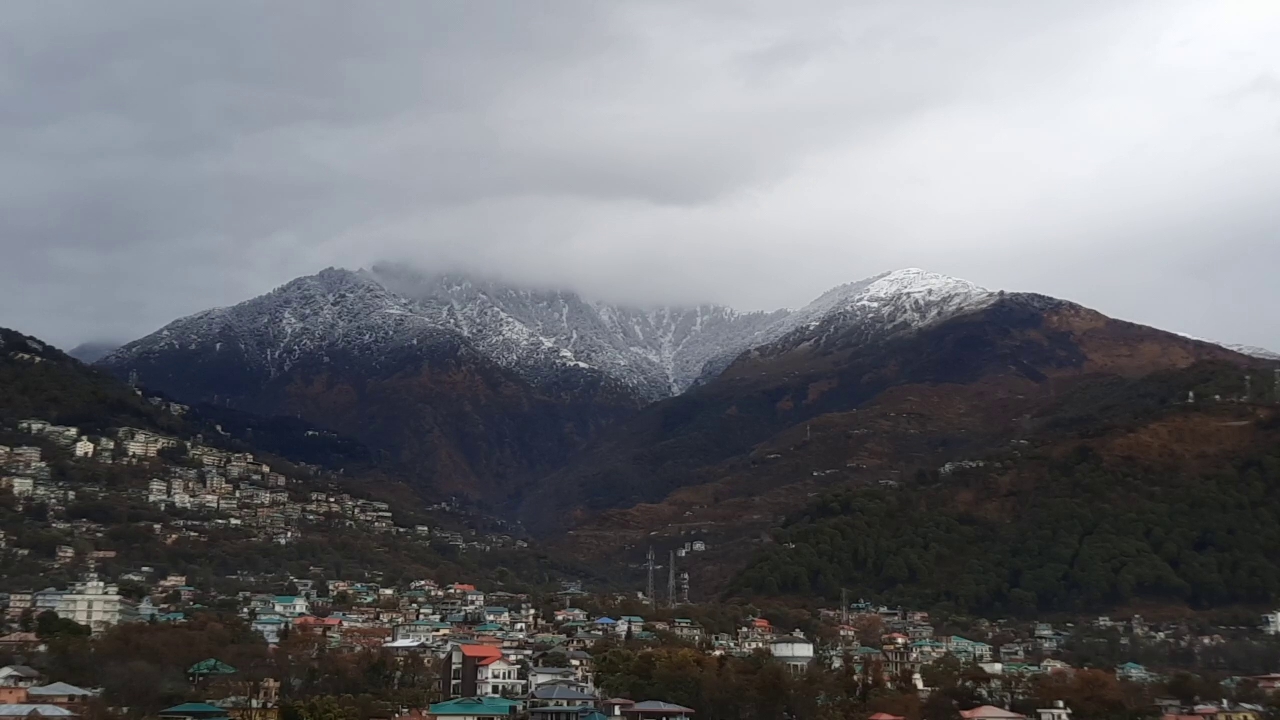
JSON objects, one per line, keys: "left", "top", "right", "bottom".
{"left": 97, "top": 265, "right": 1276, "bottom": 505}
{"left": 101, "top": 265, "right": 1018, "bottom": 403}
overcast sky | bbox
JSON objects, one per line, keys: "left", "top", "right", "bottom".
{"left": 2, "top": 0, "right": 1279, "bottom": 350}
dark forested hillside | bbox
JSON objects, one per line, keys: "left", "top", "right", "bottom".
{"left": 732, "top": 446, "right": 1280, "bottom": 613}
{"left": 101, "top": 331, "right": 643, "bottom": 502}
{"left": 0, "top": 327, "right": 171, "bottom": 432}
{"left": 522, "top": 295, "right": 1264, "bottom": 532}
{"left": 2, "top": 327, "right": 374, "bottom": 471}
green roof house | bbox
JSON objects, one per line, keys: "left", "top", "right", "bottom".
{"left": 159, "top": 702, "right": 232, "bottom": 720}
{"left": 428, "top": 696, "right": 520, "bottom": 719}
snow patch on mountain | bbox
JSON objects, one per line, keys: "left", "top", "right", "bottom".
{"left": 1175, "top": 332, "right": 1280, "bottom": 361}
{"left": 1225, "top": 344, "right": 1280, "bottom": 361}
{"left": 743, "top": 268, "right": 998, "bottom": 359}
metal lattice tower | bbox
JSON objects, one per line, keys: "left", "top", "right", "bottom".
{"left": 646, "top": 547, "right": 655, "bottom": 609}
{"left": 668, "top": 550, "right": 677, "bottom": 608}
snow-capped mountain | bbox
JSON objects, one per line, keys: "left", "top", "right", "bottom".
{"left": 102, "top": 265, "right": 1001, "bottom": 402}
{"left": 1221, "top": 344, "right": 1280, "bottom": 361}
{"left": 749, "top": 267, "right": 998, "bottom": 358}
{"left": 98, "top": 265, "right": 1273, "bottom": 505}
{"left": 360, "top": 263, "right": 789, "bottom": 399}
{"left": 1172, "top": 333, "right": 1280, "bottom": 362}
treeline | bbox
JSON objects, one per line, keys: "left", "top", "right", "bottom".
{"left": 0, "top": 327, "right": 176, "bottom": 433}
{"left": 731, "top": 448, "right": 1280, "bottom": 614}
{"left": 593, "top": 646, "right": 1174, "bottom": 720}
{"left": 20, "top": 613, "right": 438, "bottom": 718}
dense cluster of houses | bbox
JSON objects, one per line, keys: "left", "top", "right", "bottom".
{"left": 2, "top": 567, "right": 1280, "bottom": 720}
{"left": 0, "top": 665, "right": 101, "bottom": 720}
{"left": 0, "top": 418, "right": 525, "bottom": 555}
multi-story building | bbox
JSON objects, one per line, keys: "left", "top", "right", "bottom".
{"left": 5, "top": 592, "right": 33, "bottom": 620}
{"left": 3, "top": 477, "right": 34, "bottom": 497}
{"left": 56, "top": 575, "right": 138, "bottom": 634}
{"left": 770, "top": 636, "right": 815, "bottom": 674}
{"left": 441, "top": 644, "right": 526, "bottom": 698}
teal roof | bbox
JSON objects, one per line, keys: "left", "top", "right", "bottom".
{"left": 188, "top": 658, "right": 237, "bottom": 676}
{"left": 429, "top": 697, "right": 519, "bottom": 716}
{"left": 162, "top": 703, "right": 225, "bottom": 713}
{"left": 475, "top": 623, "right": 504, "bottom": 632}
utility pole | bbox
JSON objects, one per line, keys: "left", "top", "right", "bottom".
{"left": 1274, "top": 369, "right": 1280, "bottom": 404}
{"left": 1245, "top": 374, "right": 1253, "bottom": 403}
{"left": 646, "top": 547, "right": 655, "bottom": 610}
{"left": 668, "top": 550, "right": 677, "bottom": 608}
{"left": 841, "top": 588, "right": 849, "bottom": 626}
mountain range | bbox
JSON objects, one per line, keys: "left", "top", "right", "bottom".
{"left": 98, "top": 265, "right": 1017, "bottom": 402}
{"left": 92, "top": 266, "right": 1004, "bottom": 498}
{"left": 98, "top": 266, "right": 1277, "bottom": 527}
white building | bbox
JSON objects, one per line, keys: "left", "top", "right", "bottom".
{"left": 272, "top": 596, "right": 310, "bottom": 616}
{"left": 1037, "top": 701, "right": 1072, "bottom": 720}
{"left": 72, "top": 438, "right": 94, "bottom": 458}
{"left": 56, "top": 575, "right": 138, "bottom": 634}
{"left": 1263, "top": 610, "right": 1280, "bottom": 636}
{"left": 5, "top": 477, "right": 35, "bottom": 497}
{"left": 769, "top": 636, "right": 815, "bottom": 674}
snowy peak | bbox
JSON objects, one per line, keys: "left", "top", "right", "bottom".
{"left": 860, "top": 268, "right": 990, "bottom": 306}
{"left": 744, "top": 268, "right": 998, "bottom": 360}
{"left": 786, "top": 268, "right": 992, "bottom": 331}
{"left": 1225, "top": 344, "right": 1280, "bottom": 361}
{"left": 103, "top": 266, "right": 1015, "bottom": 401}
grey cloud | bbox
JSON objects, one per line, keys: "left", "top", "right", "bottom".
{"left": 1, "top": 0, "right": 1278, "bottom": 352}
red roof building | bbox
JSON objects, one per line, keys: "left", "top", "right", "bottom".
{"left": 960, "top": 707, "right": 1027, "bottom": 720}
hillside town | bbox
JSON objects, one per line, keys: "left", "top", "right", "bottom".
{"left": 0, "top": 417, "right": 520, "bottom": 554}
